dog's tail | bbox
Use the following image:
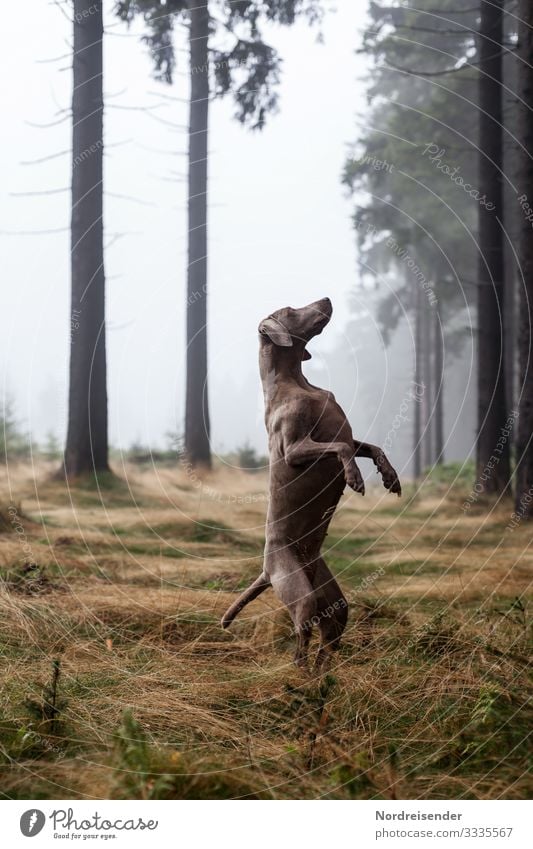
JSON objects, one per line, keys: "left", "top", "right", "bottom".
{"left": 221, "top": 572, "right": 270, "bottom": 629}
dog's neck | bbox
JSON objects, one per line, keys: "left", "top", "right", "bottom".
{"left": 259, "top": 340, "right": 308, "bottom": 402}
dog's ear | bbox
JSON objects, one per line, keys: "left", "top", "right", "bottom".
{"left": 259, "top": 317, "right": 293, "bottom": 347}
{"left": 302, "top": 349, "right": 312, "bottom": 360}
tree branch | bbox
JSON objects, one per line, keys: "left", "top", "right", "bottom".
{"left": 383, "top": 47, "right": 515, "bottom": 78}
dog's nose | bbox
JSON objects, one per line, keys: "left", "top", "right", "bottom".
{"left": 301, "top": 297, "right": 332, "bottom": 320}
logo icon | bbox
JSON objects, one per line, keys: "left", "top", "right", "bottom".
{"left": 20, "top": 810, "right": 46, "bottom": 837}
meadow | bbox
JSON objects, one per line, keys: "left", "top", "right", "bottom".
{"left": 0, "top": 462, "right": 531, "bottom": 799}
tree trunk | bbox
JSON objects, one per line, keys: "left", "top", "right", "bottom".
{"left": 476, "top": 0, "right": 510, "bottom": 493}
{"left": 64, "top": 0, "right": 109, "bottom": 478}
{"left": 185, "top": 0, "right": 211, "bottom": 467}
{"left": 433, "top": 303, "right": 444, "bottom": 465}
{"left": 502, "top": 11, "right": 520, "bottom": 431}
{"left": 413, "top": 284, "right": 423, "bottom": 479}
{"left": 514, "top": 0, "right": 533, "bottom": 519}
{"left": 422, "top": 298, "right": 433, "bottom": 470}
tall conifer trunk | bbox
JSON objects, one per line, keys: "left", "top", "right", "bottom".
{"left": 64, "top": 0, "right": 109, "bottom": 478}
{"left": 476, "top": 0, "right": 510, "bottom": 493}
{"left": 185, "top": 0, "right": 211, "bottom": 467}
{"left": 413, "top": 284, "right": 423, "bottom": 478}
{"left": 433, "top": 303, "right": 444, "bottom": 464}
{"left": 514, "top": 0, "right": 533, "bottom": 518}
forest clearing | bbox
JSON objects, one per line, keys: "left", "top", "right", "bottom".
{"left": 1, "top": 463, "right": 530, "bottom": 800}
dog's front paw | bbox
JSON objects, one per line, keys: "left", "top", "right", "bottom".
{"left": 381, "top": 465, "right": 401, "bottom": 496}
{"left": 345, "top": 459, "right": 365, "bottom": 495}
{"left": 374, "top": 451, "right": 401, "bottom": 496}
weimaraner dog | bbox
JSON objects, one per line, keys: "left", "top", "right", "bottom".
{"left": 221, "top": 297, "right": 401, "bottom": 669}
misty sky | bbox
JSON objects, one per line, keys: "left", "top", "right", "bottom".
{"left": 1, "top": 2, "right": 387, "bottom": 456}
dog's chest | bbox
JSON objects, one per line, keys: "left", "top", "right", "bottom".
{"left": 265, "top": 407, "right": 286, "bottom": 457}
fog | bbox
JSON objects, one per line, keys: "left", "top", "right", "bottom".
{"left": 1, "top": 0, "right": 476, "bottom": 474}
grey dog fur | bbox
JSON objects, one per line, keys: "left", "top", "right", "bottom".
{"left": 221, "top": 297, "right": 401, "bottom": 669}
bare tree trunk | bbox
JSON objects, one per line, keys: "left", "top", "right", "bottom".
{"left": 476, "top": 0, "right": 510, "bottom": 493}
{"left": 413, "top": 284, "right": 423, "bottom": 479}
{"left": 502, "top": 2, "right": 520, "bottom": 432}
{"left": 433, "top": 303, "right": 444, "bottom": 465}
{"left": 422, "top": 298, "right": 433, "bottom": 470}
{"left": 503, "top": 149, "right": 520, "bottom": 424}
{"left": 503, "top": 218, "right": 517, "bottom": 419}
{"left": 185, "top": 0, "right": 211, "bottom": 467}
{"left": 514, "top": 0, "right": 533, "bottom": 519}
{"left": 64, "top": 0, "right": 109, "bottom": 478}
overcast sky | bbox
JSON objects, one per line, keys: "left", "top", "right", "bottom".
{"left": 1, "top": 1, "right": 371, "bottom": 454}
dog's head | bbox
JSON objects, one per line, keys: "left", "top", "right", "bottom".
{"left": 258, "top": 298, "right": 332, "bottom": 360}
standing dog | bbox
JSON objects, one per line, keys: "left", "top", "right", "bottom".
{"left": 221, "top": 298, "right": 401, "bottom": 669}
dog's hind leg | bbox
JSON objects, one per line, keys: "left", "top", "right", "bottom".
{"left": 270, "top": 566, "right": 318, "bottom": 670}
{"left": 312, "top": 558, "right": 348, "bottom": 670}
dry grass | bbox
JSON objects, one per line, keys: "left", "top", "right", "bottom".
{"left": 0, "top": 461, "right": 531, "bottom": 800}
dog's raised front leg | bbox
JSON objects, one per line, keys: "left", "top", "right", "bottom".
{"left": 285, "top": 437, "right": 365, "bottom": 494}
{"left": 353, "top": 440, "right": 401, "bottom": 495}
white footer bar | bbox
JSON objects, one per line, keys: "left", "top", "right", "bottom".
{"left": 5, "top": 799, "right": 531, "bottom": 848}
